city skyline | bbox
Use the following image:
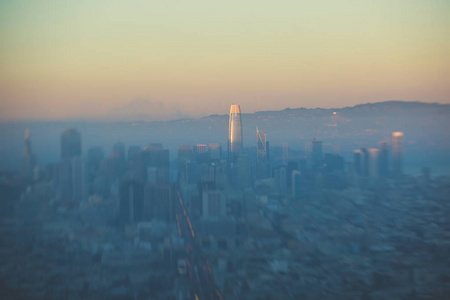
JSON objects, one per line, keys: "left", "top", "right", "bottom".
{"left": 1, "top": 100, "right": 449, "bottom": 177}
{"left": 1, "top": 1, "right": 449, "bottom": 121}
{"left": 1, "top": 2, "right": 449, "bottom": 297}
{"left": 1, "top": 94, "right": 449, "bottom": 299}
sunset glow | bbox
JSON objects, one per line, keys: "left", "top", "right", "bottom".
{"left": 1, "top": 0, "right": 449, "bottom": 121}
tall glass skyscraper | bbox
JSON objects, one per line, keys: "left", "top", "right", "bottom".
{"left": 392, "top": 132, "right": 404, "bottom": 177}
{"left": 228, "top": 104, "right": 243, "bottom": 154}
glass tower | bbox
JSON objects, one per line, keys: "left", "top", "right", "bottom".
{"left": 228, "top": 104, "right": 243, "bottom": 154}
{"left": 392, "top": 132, "right": 404, "bottom": 177}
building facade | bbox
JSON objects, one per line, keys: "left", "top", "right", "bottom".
{"left": 392, "top": 132, "right": 404, "bottom": 178}
{"left": 228, "top": 104, "right": 243, "bottom": 155}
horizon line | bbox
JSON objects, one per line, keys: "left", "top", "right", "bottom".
{"left": 1, "top": 100, "right": 447, "bottom": 124}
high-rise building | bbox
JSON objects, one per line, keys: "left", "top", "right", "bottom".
{"left": 274, "top": 165, "right": 287, "bottom": 193}
{"left": 208, "top": 159, "right": 228, "bottom": 189}
{"left": 112, "top": 141, "right": 126, "bottom": 160}
{"left": 177, "top": 145, "right": 193, "bottom": 184}
{"left": 195, "top": 144, "right": 207, "bottom": 154}
{"left": 144, "top": 183, "right": 175, "bottom": 223}
{"left": 194, "top": 144, "right": 209, "bottom": 164}
{"left": 228, "top": 104, "right": 243, "bottom": 185}
{"left": 143, "top": 144, "right": 170, "bottom": 183}
{"left": 61, "top": 157, "right": 84, "bottom": 203}
{"left": 86, "top": 146, "right": 104, "bottom": 196}
{"left": 228, "top": 104, "right": 243, "bottom": 155}
{"left": 312, "top": 141, "right": 323, "bottom": 170}
{"left": 108, "top": 141, "right": 126, "bottom": 180}
{"left": 292, "top": 170, "right": 301, "bottom": 200}
{"left": 59, "top": 128, "right": 83, "bottom": 202}
{"left": 257, "top": 128, "right": 266, "bottom": 157}
{"left": 305, "top": 141, "right": 312, "bottom": 153}
{"left": 193, "top": 181, "right": 216, "bottom": 218}
{"left": 119, "top": 180, "right": 144, "bottom": 224}
{"left": 286, "top": 161, "right": 298, "bottom": 189}
{"left": 208, "top": 143, "right": 222, "bottom": 161}
{"left": 353, "top": 149, "right": 364, "bottom": 176}
{"left": 127, "top": 146, "right": 141, "bottom": 161}
{"left": 21, "top": 128, "right": 36, "bottom": 179}
{"left": 392, "top": 132, "right": 404, "bottom": 178}
{"left": 86, "top": 147, "right": 104, "bottom": 174}
{"left": 256, "top": 128, "right": 269, "bottom": 179}
{"left": 361, "top": 148, "right": 369, "bottom": 176}
{"left": 61, "top": 128, "right": 81, "bottom": 160}
{"left": 23, "top": 128, "right": 31, "bottom": 155}
{"left": 367, "top": 148, "right": 379, "bottom": 178}
{"left": 178, "top": 145, "right": 193, "bottom": 162}
{"left": 353, "top": 148, "right": 369, "bottom": 177}
{"left": 202, "top": 190, "right": 225, "bottom": 218}
{"left": 127, "top": 146, "right": 143, "bottom": 181}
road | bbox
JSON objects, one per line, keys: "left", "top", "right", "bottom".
{"left": 175, "top": 191, "right": 223, "bottom": 300}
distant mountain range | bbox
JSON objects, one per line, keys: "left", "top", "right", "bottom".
{"left": 142, "top": 100, "right": 450, "bottom": 149}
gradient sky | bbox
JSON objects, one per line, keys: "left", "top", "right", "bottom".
{"left": 1, "top": 0, "right": 449, "bottom": 121}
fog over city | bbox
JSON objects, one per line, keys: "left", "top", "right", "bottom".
{"left": 1, "top": 100, "right": 449, "bottom": 299}
{"left": 1, "top": 1, "right": 450, "bottom": 299}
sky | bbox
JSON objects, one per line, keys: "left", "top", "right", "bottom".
{"left": 0, "top": 0, "right": 449, "bottom": 121}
